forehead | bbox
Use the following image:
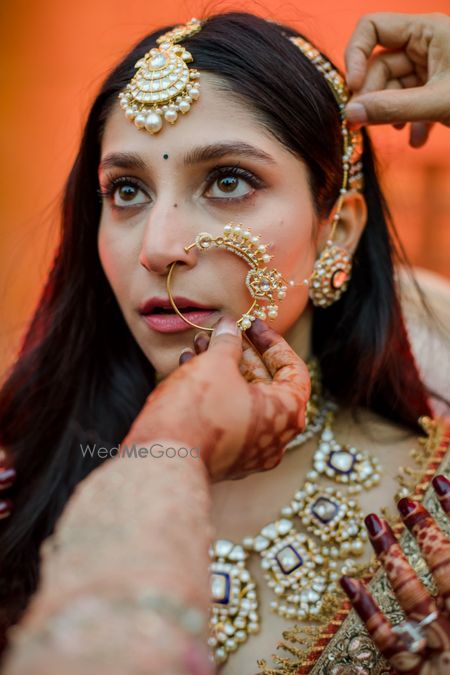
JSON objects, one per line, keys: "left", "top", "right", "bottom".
{"left": 100, "top": 73, "right": 291, "bottom": 163}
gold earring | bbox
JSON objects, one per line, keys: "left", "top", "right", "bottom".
{"left": 286, "top": 204, "right": 353, "bottom": 308}
{"left": 166, "top": 223, "right": 291, "bottom": 332}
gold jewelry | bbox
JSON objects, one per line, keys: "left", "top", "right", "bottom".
{"left": 208, "top": 359, "right": 383, "bottom": 666}
{"left": 118, "top": 17, "right": 204, "bottom": 134}
{"left": 166, "top": 223, "right": 291, "bottom": 331}
{"left": 285, "top": 36, "right": 364, "bottom": 307}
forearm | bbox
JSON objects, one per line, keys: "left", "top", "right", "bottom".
{"left": 2, "top": 438, "right": 214, "bottom": 675}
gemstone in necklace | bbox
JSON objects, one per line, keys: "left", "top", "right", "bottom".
{"left": 211, "top": 572, "right": 231, "bottom": 604}
{"left": 327, "top": 449, "right": 355, "bottom": 474}
{"left": 311, "top": 496, "right": 340, "bottom": 524}
{"left": 275, "top": 544, "right": 304, "bottom": 574}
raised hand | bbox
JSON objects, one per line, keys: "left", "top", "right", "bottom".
{"left": 124, "top": 315, "right": 310, "bottom": 483}
{"left": 344, "top": 12, "right": 450, "bottom": 147}
{"left": 341, "top": 474, "right": 450, "bottom": 673}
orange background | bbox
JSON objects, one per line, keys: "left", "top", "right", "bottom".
{"left": 1, "top": 0, "right": 449, "bottom": 374}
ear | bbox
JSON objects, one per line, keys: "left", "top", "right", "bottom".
{"left": 316, "top": 191, "right": 367, "bottom": 255}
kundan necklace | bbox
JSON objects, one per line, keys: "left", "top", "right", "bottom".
{"left": 208, "top": 359, "right": 383, "bottom": 666}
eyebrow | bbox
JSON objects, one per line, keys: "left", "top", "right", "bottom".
{"left": 98, "top": 141, "right": 276, "bottom": 173}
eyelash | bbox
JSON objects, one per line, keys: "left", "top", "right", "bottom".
{"left": 97, "top": 165, "right": 264, "bottom": 211}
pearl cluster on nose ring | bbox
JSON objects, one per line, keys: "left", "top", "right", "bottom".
{"left": 186, "top": 223, "right": 291, "bottom": 331}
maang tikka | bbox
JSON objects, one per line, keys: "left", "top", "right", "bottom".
{"left": 119, "top": 18, "right": 364, "bottom": 320}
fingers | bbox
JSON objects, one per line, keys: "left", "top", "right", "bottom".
{"left": 179, "top": 348, "right": 195, "bottom": 365}
{"left": 245, "top": 319, "right": 310, "bottom": 391}
{"left": 345, "top": 12, "right": 418, "bottom": 91}
{"left": 238, "top": 341, "right": 272, "bottom": 383}
{"left": 193, "top": 332, "right": 210, "bottom": 355}
{"left": 409, "top": 121, "right": 435, "bottom": 148}
{"left": 345, "top": 82, "right": 450, "bottom": 128}
{"left": 432, "top": 474, "right": 450, "bottom": 518}
{"left": 207, "top": 315, "right": 242, "bottom": 361}
{"left": 398, "top": 497, "right": 450, "bottom": 615}
{"left": 339, "top": 576, "right": 410, "bottom": 664}
{"left": 356, "top": 50, "right": 416, "bottom": 96}
{"left": 364, "top": 513, "right": 450, "bottom": 648}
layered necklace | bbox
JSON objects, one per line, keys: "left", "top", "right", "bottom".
{"left": 208, "top": 359, "right": 383, "bottom": 666}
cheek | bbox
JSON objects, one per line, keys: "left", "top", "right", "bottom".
{"left": 260, "top": 210, "right": 316, "bottom": 332}
{"left": 97, "top": 221, "right": 133, "bottom": 304}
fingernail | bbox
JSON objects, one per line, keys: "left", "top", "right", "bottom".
{"left": 364, "top": 513, "right": 382, "bottom": 537}
{"left": 432, "top": 474, "right": 450, "bottom": 497}
{"left": 0, "top": 499, "right": 13, "bottom": 519}
{"left": 213, "top": 315, "right": 239, "bottom": 336}
{"left": 397, "top": 497, "right": 416, "bottom": 518}
{"left": 340, "top": 575, "right": 359, "bottom": 600}
{"left": 344, "top": 102, "right": 368, "bottom": 126}
{"left": 0, "top": 468, "right": 16, "bottom": 488}
{"left": 194, "top": 332, "right": 210, "bottom": 351}
{"left": 179, "top": 349, "right": 195, "bottom": 365}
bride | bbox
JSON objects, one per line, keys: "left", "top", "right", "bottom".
{"left": 0, "top": 10, "right": 449, "bottom": 675}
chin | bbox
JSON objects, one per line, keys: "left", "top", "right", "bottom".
{"left": 146, "top": 348, "right": 185, "bottom": 379}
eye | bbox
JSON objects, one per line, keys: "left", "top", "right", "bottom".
{"left": 204, "top": 166, "right": 264, "bottom": 201}
{"left": 99, "top": 177, "right": 150, "bottom": 209}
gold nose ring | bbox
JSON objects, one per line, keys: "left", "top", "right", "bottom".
{"left": 166, "top": 222, "right": 291, "bottom": 332}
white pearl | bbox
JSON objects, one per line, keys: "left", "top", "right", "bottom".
{"left": 134, "top": 113, "right": 146, "bottom": 129}
{"left": 224, "top": 224, "right": 232, "bottom": 234}
{"left": 190, "top": 87, "right": 200, "bottom": 100}
{"left": 268, "top": 309, "right": 278, "bottom": 319}
{"left": 277, "top": 290, "right": 286, "bottom": 299}
{"left": 251, "top": 236, "right": 259, "bottom": 244}
{"left": 149, "top": 53, "right": 167, "bottom": 69}
{"left": 164, "top": 109, "right": 178, "bottom": 124}
{"left": 262, "top": 254, "right": 271, "bottom": 263}
{"left": 242, "top": 230, "right": 251, "bottom": 239}
{"left": 233, "top": 225, "right": 242, "bottom": 233}
{"left": 257, "top": 244, "right": 266, "bottom": 252}
{"left": 178, "top": 100, "right": 191, "bottom": 114}
{"left": 144, "top": 112, "right": 162, "bottom": 133}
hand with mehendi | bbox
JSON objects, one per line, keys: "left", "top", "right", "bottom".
{"left": 340, "top": 473, "right": 450, "bottom": 673}
{"left": 124, "top": 314, "right": 310, "bottom": 483}
{"left": 0, "top": 462, "right": 16, "bottom": 520}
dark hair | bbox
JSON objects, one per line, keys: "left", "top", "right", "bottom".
{"left": 0, "top": 11, "right": 431, "bottom": 655}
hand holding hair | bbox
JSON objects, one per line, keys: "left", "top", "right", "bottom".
{"left": 344, "top": 12, "right": 450, "bottom": 147}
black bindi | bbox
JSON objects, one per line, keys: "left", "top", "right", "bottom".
{"left": 163, "top": 153, "right": 169, "bottom": 159}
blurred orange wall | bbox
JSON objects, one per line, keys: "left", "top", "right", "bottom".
{"left": 1, "top": 0, "right": 449, "bottom": 372}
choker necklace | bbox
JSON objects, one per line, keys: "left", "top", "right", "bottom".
{"left": 208, "top": 359, "right": 382, "bottom": 666}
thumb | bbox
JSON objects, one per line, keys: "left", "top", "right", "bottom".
{"left": 208, "top": 314, "right": 243, "bottom": 361}
{"left": 345, "top": 83, "right": 449, "bottom": 126}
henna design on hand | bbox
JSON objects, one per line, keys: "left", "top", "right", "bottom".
{"left": 340, "top": 478, "right": 450, "bottom": 674}
{"left": 130, "top": 317, "right": 310, "bottom": 482}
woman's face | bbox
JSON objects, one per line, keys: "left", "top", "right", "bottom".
{"left": 98, "top": 74, "right": 319, "bottom": 377}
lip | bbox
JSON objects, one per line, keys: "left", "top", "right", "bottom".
{"left": 142, "top": 309, "right": 220, "bottom": 333}
{"left": 138, "top": 295, "right": 217, "bottom": 315}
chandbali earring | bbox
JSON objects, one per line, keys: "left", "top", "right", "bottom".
{"left": 285, "top": 179, "right": 354, "bottom": 310}
{"left": 303, "top": 208, "right": 353, "bottom": 309}
{"left": 166, "top": 223, "right": 292, "bottom": 332}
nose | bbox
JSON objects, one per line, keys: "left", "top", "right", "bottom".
{"left": 138, "top": 201, "right": 197, "bottom": 276}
